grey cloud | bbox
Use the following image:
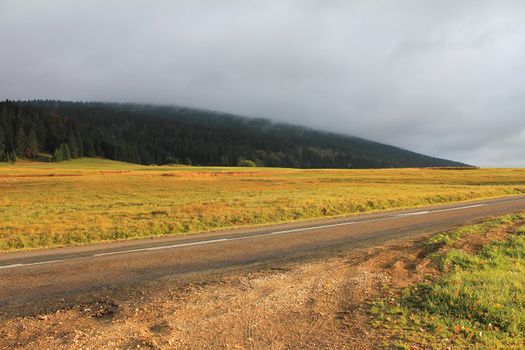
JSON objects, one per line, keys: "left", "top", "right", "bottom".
{"left": 1, "top": 0, "right": 524, "bottom": 166}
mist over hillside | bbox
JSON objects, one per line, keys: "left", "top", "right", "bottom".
{"left": 0, "top": 100, "right": 467, "bottom": 168}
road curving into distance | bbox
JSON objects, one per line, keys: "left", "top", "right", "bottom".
{"left": 2, "top": 195, "right": 525, "bottom": 311}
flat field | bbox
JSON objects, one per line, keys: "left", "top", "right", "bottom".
{"left": 1, "top": 158, "right": 525, "bottom": 252}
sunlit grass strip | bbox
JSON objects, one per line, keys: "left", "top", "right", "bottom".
{"left": 1, "top": 158, "right": 525, "bottom": 251}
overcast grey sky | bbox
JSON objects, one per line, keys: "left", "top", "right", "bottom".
{"left": 1, "top": 1, "right": 524, "bottom": 166}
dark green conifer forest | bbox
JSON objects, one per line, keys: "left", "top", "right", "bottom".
{"left": 0, "top": 100, "right": 467, "bottom": 168}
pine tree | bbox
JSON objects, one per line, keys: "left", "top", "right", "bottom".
{"left": 84, "top": 139, "right": 96, "bottom": 157}
{"left": 76, "top": 133, "right": 84, "bottom": 157}
{"left": 68, "top": 135, "right": 79, "bottom": 158}
{"left": 220, "top": 155, "right": 230, "bottom": 165}
{"left": 0, "top": 127, "right": 5, "bottom": 160}
{"left": 60, "top": 143, "right": 71, "bottom": 160}
{"left": 27, "top": 129, "right": 38, "bottom": 159}
{"left": 139, "top": 149, "right": 153, "bottom": 164}
{"left": 53, "top": 148, "right": 63, "bottom": 162}
{"left": 15, "top": 128, "right": 26, "bottom": 157}
{"left": 0, "top": 108, "right": 11, "bottom": 151}
{"left": 10, "top": 151, "right": 17, "bottom": 163}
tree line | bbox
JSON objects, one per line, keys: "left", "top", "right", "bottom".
{"left": 0, "top": 100, "right": 467, "bottom": 168}
{"left": 0, "top": 101, "right": 79, "bottom": 162}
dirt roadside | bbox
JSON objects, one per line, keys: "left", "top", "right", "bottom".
{"left": 1, "top": 222, "right": 508, "bottom": 350}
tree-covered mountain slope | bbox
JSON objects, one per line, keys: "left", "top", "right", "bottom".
{"left": 0, "top": 100, "right": 468, "bottom": 168}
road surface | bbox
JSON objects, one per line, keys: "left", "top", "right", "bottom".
{"left": 2, "top": 195, "right": 525, "bottom": 312}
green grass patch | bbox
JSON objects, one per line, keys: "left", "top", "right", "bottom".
{"left": 372, "top": 215, "right": 525, "bottom": 349}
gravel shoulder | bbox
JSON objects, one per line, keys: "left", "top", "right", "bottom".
{"left": 0, "top": 232, "right": 436, "bottom": 350}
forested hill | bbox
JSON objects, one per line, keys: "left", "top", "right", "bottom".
{"left": 0, "top": 100, "right": 468, "bottom": 168}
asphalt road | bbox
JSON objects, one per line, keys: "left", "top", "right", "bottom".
{"left": 2, "top": 195, "right": 525, "bottom": 311}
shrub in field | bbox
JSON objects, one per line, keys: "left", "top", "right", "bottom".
{"left": 237, "top": 159, "right": 257, "bottom": 167}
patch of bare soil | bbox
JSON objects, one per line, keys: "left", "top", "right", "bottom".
{"left": 2, "top": 224, "right": 514, "bottom": 350}
{"left": 0, "top": 173, "right": 82, "bottom": 178}
{"left": 454, "top": 223, "right": 514, "bottom": 254}
{"left": 160, "top": 171, "right": 271, "bottom": 178}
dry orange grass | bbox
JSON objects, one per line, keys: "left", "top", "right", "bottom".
{"left": 1, "top": 158, "right": 525, "bottom": 251}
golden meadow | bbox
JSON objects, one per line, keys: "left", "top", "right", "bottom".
{"left": 1, "top": 158, "right": 525, "bottom": 252}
